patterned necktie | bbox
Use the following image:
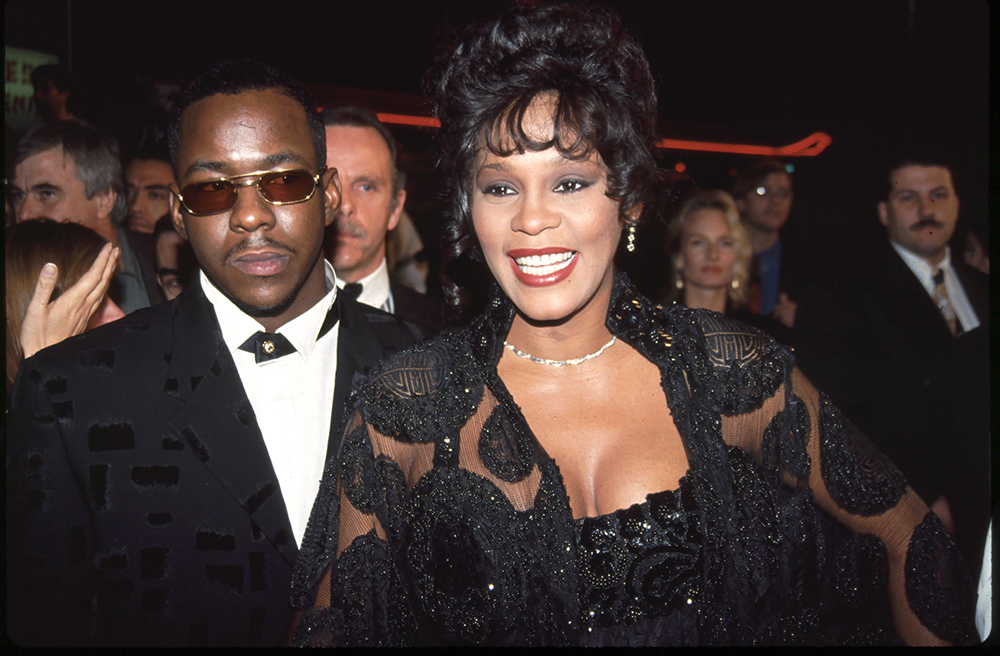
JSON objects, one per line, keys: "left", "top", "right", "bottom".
{"left": 931, "top": 268, "right": 962, "bottom": 337}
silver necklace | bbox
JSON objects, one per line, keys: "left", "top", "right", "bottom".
{"left": 503, "top": 335, "right": 617, "bottom": 367}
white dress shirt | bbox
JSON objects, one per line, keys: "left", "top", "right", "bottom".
{"left": 201, "top": 262, "right": 341, "bottom": 547}
{"left": 890, "top": 242, "right": 979, "bottom": 333}
{"left": 339, "top": 258, "right": 394, "bottom": 313}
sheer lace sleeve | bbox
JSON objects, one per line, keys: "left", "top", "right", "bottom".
{"left": 704, "top": 316, "right": 977, "bottom": 645}
{"left": 292, "top": 338, "right": 499, "bottom": 646}
{"left": 291, "top": 406, "right": 439, "bottom": 645}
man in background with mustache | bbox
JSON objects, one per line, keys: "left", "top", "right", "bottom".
{"left": 794, "top": 158, "right": 989, "bottom": 584}
{"left": 6, "top": 60, "right": 419, "bottom": 647}
{"left": 321, "top": 106, "right": 441, "bottom": 333}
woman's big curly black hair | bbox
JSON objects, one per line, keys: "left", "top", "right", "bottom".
{"left": 428, "top": 3, "right": 661, "bottom": 323}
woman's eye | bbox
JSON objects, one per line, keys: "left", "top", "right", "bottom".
{"left": 554, "top": 179, "right": 589, "bottom": 193}
{"left": 482, "top": 183, "right": 515, "bottom": 197}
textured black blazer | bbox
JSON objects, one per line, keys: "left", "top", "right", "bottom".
{"left": 6, "top": 280, "right": 418, "bottom": 647}
{"left": 793, "top": 240, "right": 990, "bottom": 567}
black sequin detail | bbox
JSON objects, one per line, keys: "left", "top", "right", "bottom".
{"left": 479, "top": 405, "right": 535, "bottom": 483}
{"left": 905, "top": 512, "right": 977, "bottom": 645}
{"left": 341, "top": 424, "right": 379, "bottom": 513}
{"left": 363, "top": 341, "right": 483, "bottom": 444}
{"left": 835, "top": 533, "right": 887, "bottom": 609}
{"left": 819, "top": 396, "right": 907, "bottom": 515}
{"left": 578, "top": 487, "right": 701, "bottom": 631}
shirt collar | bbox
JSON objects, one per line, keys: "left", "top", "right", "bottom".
{"left": 339, "top": 258, "right": 391, "bottom": 310}
{"left": 890, "top": 240, "right": 952, "bottom": 287}
{"left": 201, "top": 260, "right": 340, "bottom": 361}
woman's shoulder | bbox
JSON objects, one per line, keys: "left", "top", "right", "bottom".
{"left": 641, "top": 301, "right": 793, "bottom": 415}
{"left": 357, "top": 327, "right": 487, "bottom": 442}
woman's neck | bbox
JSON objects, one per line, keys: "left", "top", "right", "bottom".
{"left": 503, "top": 297, "right": 614, "bottom": 364}
{"left": 683, "top": 284, "right": 727, "bottom": 314}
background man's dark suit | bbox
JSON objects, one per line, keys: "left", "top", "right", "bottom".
{"left": 6, "top": 279, "right": 418, "bottom": 646}
{"left": 390, "top": 277, "right": 443, "bottom": 335}
{"left": 794, "top": 240, "right": 989, "bottom": 568}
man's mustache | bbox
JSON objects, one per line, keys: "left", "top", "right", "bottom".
{"left": 224, "top": 236, "right": 297, "bottom": 263}
{"left": 912, "top": 218, "right": 945, "bottom": 231}
{"left": 334, "top": 219, "right": 367, "bottom": 240}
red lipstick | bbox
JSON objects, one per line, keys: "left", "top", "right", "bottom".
{"left": 507, "top": 247, "right": 578, "bottom": 287}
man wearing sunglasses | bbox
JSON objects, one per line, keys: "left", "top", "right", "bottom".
{"left": 7, "top": 60, "right": 420, "bottom": 647}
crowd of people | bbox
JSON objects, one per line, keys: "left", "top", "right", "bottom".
{"left": 4, "top": 2, "right": 990, "bottom": 648}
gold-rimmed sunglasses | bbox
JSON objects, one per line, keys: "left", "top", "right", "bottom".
{"left": 175, "top": 168, "right": 328, "bottom": 216}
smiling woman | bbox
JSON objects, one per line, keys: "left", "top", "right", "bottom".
{"left": 290, "top": 3, "right": 978, "bottom": 647}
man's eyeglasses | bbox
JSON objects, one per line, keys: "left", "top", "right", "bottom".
{"left": 753, "top": 185, "right": 792, "bottom": 201}
{"left": 175, "top": 168, "right": 327, "bottom": 216}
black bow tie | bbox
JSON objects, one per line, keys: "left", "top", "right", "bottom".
{"left": 238, "top": 298, "right": 341, "bottom": 364}
{"left": 239, "top": 332, "right": 296, "bottom": 363}
{"left": 341, "top": 282, "right": 363, "bottom": 301}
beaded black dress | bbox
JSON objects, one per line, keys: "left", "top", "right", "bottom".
{"left": 291, "top": 272, "right": 976, "bottom": 646}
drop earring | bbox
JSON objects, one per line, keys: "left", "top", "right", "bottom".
{"left": 626, "top": 223, "right": 636, "bottom": 252}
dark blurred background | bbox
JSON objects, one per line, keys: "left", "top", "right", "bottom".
{"left": 5, "top": 0, "right": 992, "bottom": 296}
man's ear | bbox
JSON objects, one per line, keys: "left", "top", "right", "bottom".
{"left": 171, "top": 193, "right": 188, "bottom": 240}
{"left": 95, "top": 189, "right": 116, "bottom": 221}
{"left": 387, "top": 189, "right": 407, "bottom": 232}
{"left": 877, "top": 201, "right": 889, "bottom": 228}
{"left": 322, "top": 168, "right": 341, "bottom": 227}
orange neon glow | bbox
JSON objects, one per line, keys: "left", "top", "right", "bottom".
{"left": 374, "top": 113, "right": 831, "bottom": 157}
{"left": 656, "top": 132, "right": 832, "bottom": 157}
{"left": 376, "top": 113, "right": 441, "bottom": 128}
{"left": 674, "top": 162, "right": 687, "bottom": 173}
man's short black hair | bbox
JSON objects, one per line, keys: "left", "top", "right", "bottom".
{"left": 167, "top": 59, "right": 325, "bottom": 175}
{"left": 884, "top": 154, "right": 957, "bottom": 200}
{"left": 30, "top": 64, "right": 71, "bottom": 93}
{"left": 320, "top": 106, "right": 406, "bottom": 197}
{"left": 14, "top": 120, "right": 126, "bottom": 225}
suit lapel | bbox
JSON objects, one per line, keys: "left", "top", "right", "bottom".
{"left": 875, "top": 246, "right": 955, "bottom": 344}
{"left": 164, "top": 284, "right": 298, "bottom": 567}
{"left": 328, "top": 295, "right": 395, "bottom": 463}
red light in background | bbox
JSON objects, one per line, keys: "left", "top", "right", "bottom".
{"left": 656, "top": 132, "right": 831, "bottom": 157}
{"left": 674, "top": 162, "right": 687, "bottom": 173}
{"left": 371, "top": 112, "right": 831, "bottom": 158}
{"left": 376, "top": 113, "right": 441, "bottom": 128}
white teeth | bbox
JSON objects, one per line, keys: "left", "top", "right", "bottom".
{"left": 513, "top": 251, "right": 575, "bottom": 276}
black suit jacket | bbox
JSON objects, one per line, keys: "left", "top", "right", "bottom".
{"left": 6, "top": 281, "right": 418, "bottom": 647}
{"left": 794, "top": 241, "right": 990, "bottom": 567}
{"left": 390, "top": 278, "right": 443, "bottom": 336}
{"left": 123, "top": 229, "right": 162, "bottom": 305}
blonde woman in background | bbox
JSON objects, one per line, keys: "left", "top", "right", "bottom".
{"left": 667, "top": 189, "right": 751, "bottom": 314}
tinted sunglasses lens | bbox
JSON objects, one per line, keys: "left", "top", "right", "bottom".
{"left": 181, "top": 180, "right": 237, "bottom": 214}
{"left": 259, "top": 170, "right": 317, "bottom": 203}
